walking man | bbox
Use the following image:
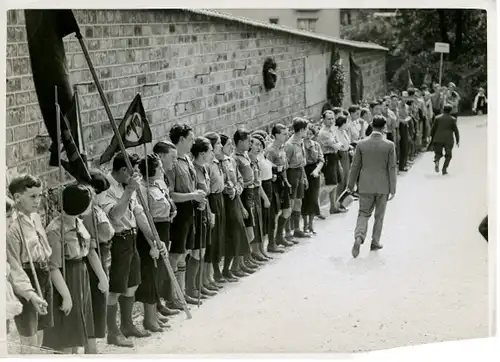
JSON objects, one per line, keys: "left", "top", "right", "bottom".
{"left": 430, "top": 104, "right": 460, "bottom": 175}
{"left": 347, "top": 115, "right": 397, "bottom": 258}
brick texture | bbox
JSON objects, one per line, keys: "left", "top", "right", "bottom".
{"left": 5, "top": 9, "right": 387, "bottom": 188}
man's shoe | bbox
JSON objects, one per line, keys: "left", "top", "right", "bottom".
{"left": 166, "top": 299, "right": 185, "bottom": 311}
{"left": 442, "top": 169, "right": 448, "bottom": 175}
{"left": 268, "top": 244, "right": 285, "bottom": 253}
{"left": 107, "top": 334, "right": 134, "bottom": 348}
{"left": 200, "top": 286, "right": 217, "bottom": 297}
{"left": 370, "top": 242, "right": 383, "bottom": 251}
{"left": 352, "top": 238, "right": 362, "bottom": 259}
{"left": 293, "top": 230, "right": 311, "bottom": 238}
{"left": 316, "top": 214, "right": 326, "bottom": 220}
{"left": 222, "top": 270, "right": 239, "bottom": 282}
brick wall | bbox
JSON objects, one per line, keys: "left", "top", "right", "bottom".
{"left": 6, "top": 9, "right": 387, "bottom": 188}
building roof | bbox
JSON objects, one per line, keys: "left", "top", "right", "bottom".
{"left": 183, "top": 9, "right": 389, "bottom": 52}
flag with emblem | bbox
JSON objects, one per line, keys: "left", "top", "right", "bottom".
{"left": 25, "top": 10, "right": 91, "bottom": 183}
{"left": 99, "top": 94, "right": 152, "bottom": 165}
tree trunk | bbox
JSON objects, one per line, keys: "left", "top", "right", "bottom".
{"left": 437, "top": 10, "right": 450, "bottom": 44}
{"left": 453, "top": 10, "right": 464, "bottom": 60}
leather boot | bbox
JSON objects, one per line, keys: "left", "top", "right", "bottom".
{"left": 106, "top": 304, "right": 134, "bottom": 347}
{"left": 119, "top": 296, "right": 151, "bottom": 338}
{"left": 143, "top": 303, "right": 163, "bottom": 333}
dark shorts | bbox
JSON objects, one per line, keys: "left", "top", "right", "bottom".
{"left": 14, "top": 265, "right": 54, "bottom": 337}
{"left": 287, "top": 167, "right": 304, "bottom": 199}
{"left": 170, "top": 201, "right": 195, "bottom": 254}
{"left": 241, "top": 187, "right": 255, "bottom": 228}
{"left": 109, "top": 230, "right": 141, "bottom": 294}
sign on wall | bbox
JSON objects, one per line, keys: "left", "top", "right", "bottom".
{"left": 305, "top": 52, "right": 330, "bottom": 108}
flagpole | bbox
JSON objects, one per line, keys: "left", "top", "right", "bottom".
{"left": 74, "top": 32, "right": 192, "bottom": 319}
{"left": 55, "top": 86, "right": 66, "bottom": 280}
{"left": 74, "top": 83, "right": 102, "bottom": 262}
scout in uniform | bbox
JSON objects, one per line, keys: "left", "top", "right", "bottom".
{"left": 42, "top": 184, "right": 99, "bottom": 353}
{"left": 82, "top": 170, "right": 115, "bottom": 354}
{"left": 167, "top": 124, "right": 207, "bottom": 306}
{"left": 284, "top": 117, "right": 310, "bottom": 236}
{"left": 7, "top": 175, "right": 53, "bottom": 353}
{"left": 99, "top": 152, "right": 163, "bottom": 347}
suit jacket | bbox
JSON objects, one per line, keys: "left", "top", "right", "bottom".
{"left": 430, "top": 113, "right": 460, "bottom": 146}
{"left": 347, "top": 132, "right": 397, "bottom": 195}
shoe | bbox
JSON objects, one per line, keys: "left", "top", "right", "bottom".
{"left": 241, "top": 264, "right": 256, "bottom": 274}
{"left": 222, "top": 270, "right": 239, "bottom": 282}
{"left": 268, "top": 244, "right": 285, "bottom": 253}
{"left": 370, "top": 242, "right": 383, "bottom": 251}
{"left": 232, "top": 269, "right": 249, "bottom": 278}
{"left": 252, "top": 253, "right": 268, "bottom": 262}
{"left": 352, "top": 238, "right": 362, "bottom": 259}
{"left": 184, "top": 294, "right": 202, "bottom": 305}
{"left": 121, "top": 325, "right": 151, "bottom": 338}
{"left": 293, "top": 230, "right": 311, "bottom": 238}
{"left": 209, "top": 281, "right": 224, "bottom": 289}
{"left": 157, "top": 303, "right": 180, "bottom": 316}
{"left": 157, "top": 314, "right": 169, "bottom": 323}
{"left": 143, "top": 322, "right": 163, "bottom": 333}
{"left": 107, "top": 334, "right": 134, "bottom": 348}
{"left": 204, "top": 283, "right": 219, "bottom": 292}
{"left": 200, "top": 286, "right": 217, "bottom": 297}
{"left": 442, "top": 169, "right": 448, "bottom": 175}
{"left": 276, "top": 237, "right": 294, "bottom": 247}
{"left": 316, "top": 214, "right": 326, "bottom": 220}
{"left": 166, "top": 299, "right": 185, "bottom": 311}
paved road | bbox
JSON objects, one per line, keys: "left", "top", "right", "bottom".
{"left": 100, "top": 115, "right": 489, "bottom": 354}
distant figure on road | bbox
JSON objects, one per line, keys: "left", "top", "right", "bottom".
{"left": 430, "top": 104, "right": 460, "bottom": 175}
{"left": 347, "top": 115, "right": 398, "bottom": 258}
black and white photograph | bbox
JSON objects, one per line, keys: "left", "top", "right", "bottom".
{"left": 3, "top": 3, "right": 493, "bottom": 356}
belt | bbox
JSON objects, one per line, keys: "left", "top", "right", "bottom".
{"left": 22, "top": 260, "right": 49, "bottom": 270}
{"left": 115, "top": 228, "right": 137, "bottom": 237}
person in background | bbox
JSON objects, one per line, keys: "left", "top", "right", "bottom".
{"left": 398, "top": 100, "right": 410, "bottom": 172}
{"left": 445, "top": 82, "right": 460, "bottom": 119}
{"left": 347, "top": 105, "right": 362, "bottom": 146}
{"left": 473, "top": 87, "right": 487, "bottom": 115}
{"left": 167, "top": 124, "right": 207, "bottom": 306}
{"left": 136, "top": 154, "right": 172, "bottom": 333}
{"left": 430, "top": 104, "right": 460, "bottom": 175}
{"left": 347, "top": 115, "right": 397, "bottom": 258}
{"left": 284, "top": 118, "right": 310, "bottom": 237}
{"left": 248, "top": 134, "right": 271, "bottom": 262}
{"left": 388, "top": 95, "right": 400, "bottom": 160}
{"left": 151, "top": 141, "right": 181, "bottom": 317}
{"left": 317, "top": 110, "right": 343, "bottom": 214}
{"left": 82, "top": 170, "right": 114, "bottom": 353}
{"left": 422, "top": 91, "right": 434, "bottom": 148}
{"left": 7, "top": 175, "right": 53, "bottom": 354}
{"left": 203, "top": 132, "right": 228, "bottom": 289}
{"left": 431, "top": 83, "right": 444, "bottom": 120}
{"left": 6, "top": 196, "right": 48, "bottom": 340}
{"left": 233, "top": 129, "right": 261, "bottom": 273}
{"left": 266, "top": 124, "right": 294, "bottom": 248}
{"left": 219, "top": 134, "right": 249, "bottom": 279}
{"left": 301, "top": 124, "right": 325, "bottom": 234}
{"left": 382, "top": 98, "right": 398, "bottom": 144}
{"left": 334, "top": 115, "right": 352, "bottom": 212}
{"left": 252, "top": 131, "right": 275, "bottom": 260}
{"left": 43, "top": 184, "right": 96, "bottom": 353}
{"left": 99, "top": 153, "right": 160, "bottom": 347}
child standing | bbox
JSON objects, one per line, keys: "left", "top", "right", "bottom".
{"left": 7, "top": 175, "right": 53, "bottom": 354}
{"left": 42, "top": 184, "right": 96, "bottom": 353}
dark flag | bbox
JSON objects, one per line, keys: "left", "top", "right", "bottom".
{"left": 407, "top": 69, "right": 415, "bottom": 89}
{"left": 349, "top": 53, "right": 364, "bottom": 104}
{"left": 99, "top": 94, "right": 152, "bottom": 165}
{"left": 25, "top": 10, "right": 91, "bottom": 183}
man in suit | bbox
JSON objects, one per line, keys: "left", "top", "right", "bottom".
{"left": 347, "top": 115, "right": 398, "bottom": 258}
{"left": 430, "top": 104, "right": 460, "bottom": 175}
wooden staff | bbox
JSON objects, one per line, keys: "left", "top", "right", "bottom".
{"left": 75, "top": 32, "right": 191, "bottom": 319}
{"left": 142, "top": 143, "right": 158, "bottom": 268}
{"left": 55, "top": 86, "right": 66, "bottom": 280}
{"left": 74, "top": 84, "right": 102, "bottom": 262}
{"left": 16, "top": 216, "right": 47, "bottom": 315}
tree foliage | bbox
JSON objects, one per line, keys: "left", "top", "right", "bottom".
{"left": 341, "top": 9, "right": 487, "bottom": 111}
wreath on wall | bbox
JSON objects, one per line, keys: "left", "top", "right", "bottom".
{"left": 326, "top": 50, "right": 346, "bottom": 107}
{"left": 263, "top": 57, "right": 278, "bottom": 91}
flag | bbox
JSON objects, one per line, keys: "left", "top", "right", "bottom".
{"left": 349, "top": 53, "right": 364, "bottom": 104}
{"left": 25, "top": 10, "right": 91, "bottom": 183}
{"left": 99, "top": 94, "right": 152, "bottom": 165}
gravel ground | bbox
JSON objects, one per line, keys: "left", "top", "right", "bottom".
{"left": 8, "top": 116, "right": 489, "bottom": 355}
